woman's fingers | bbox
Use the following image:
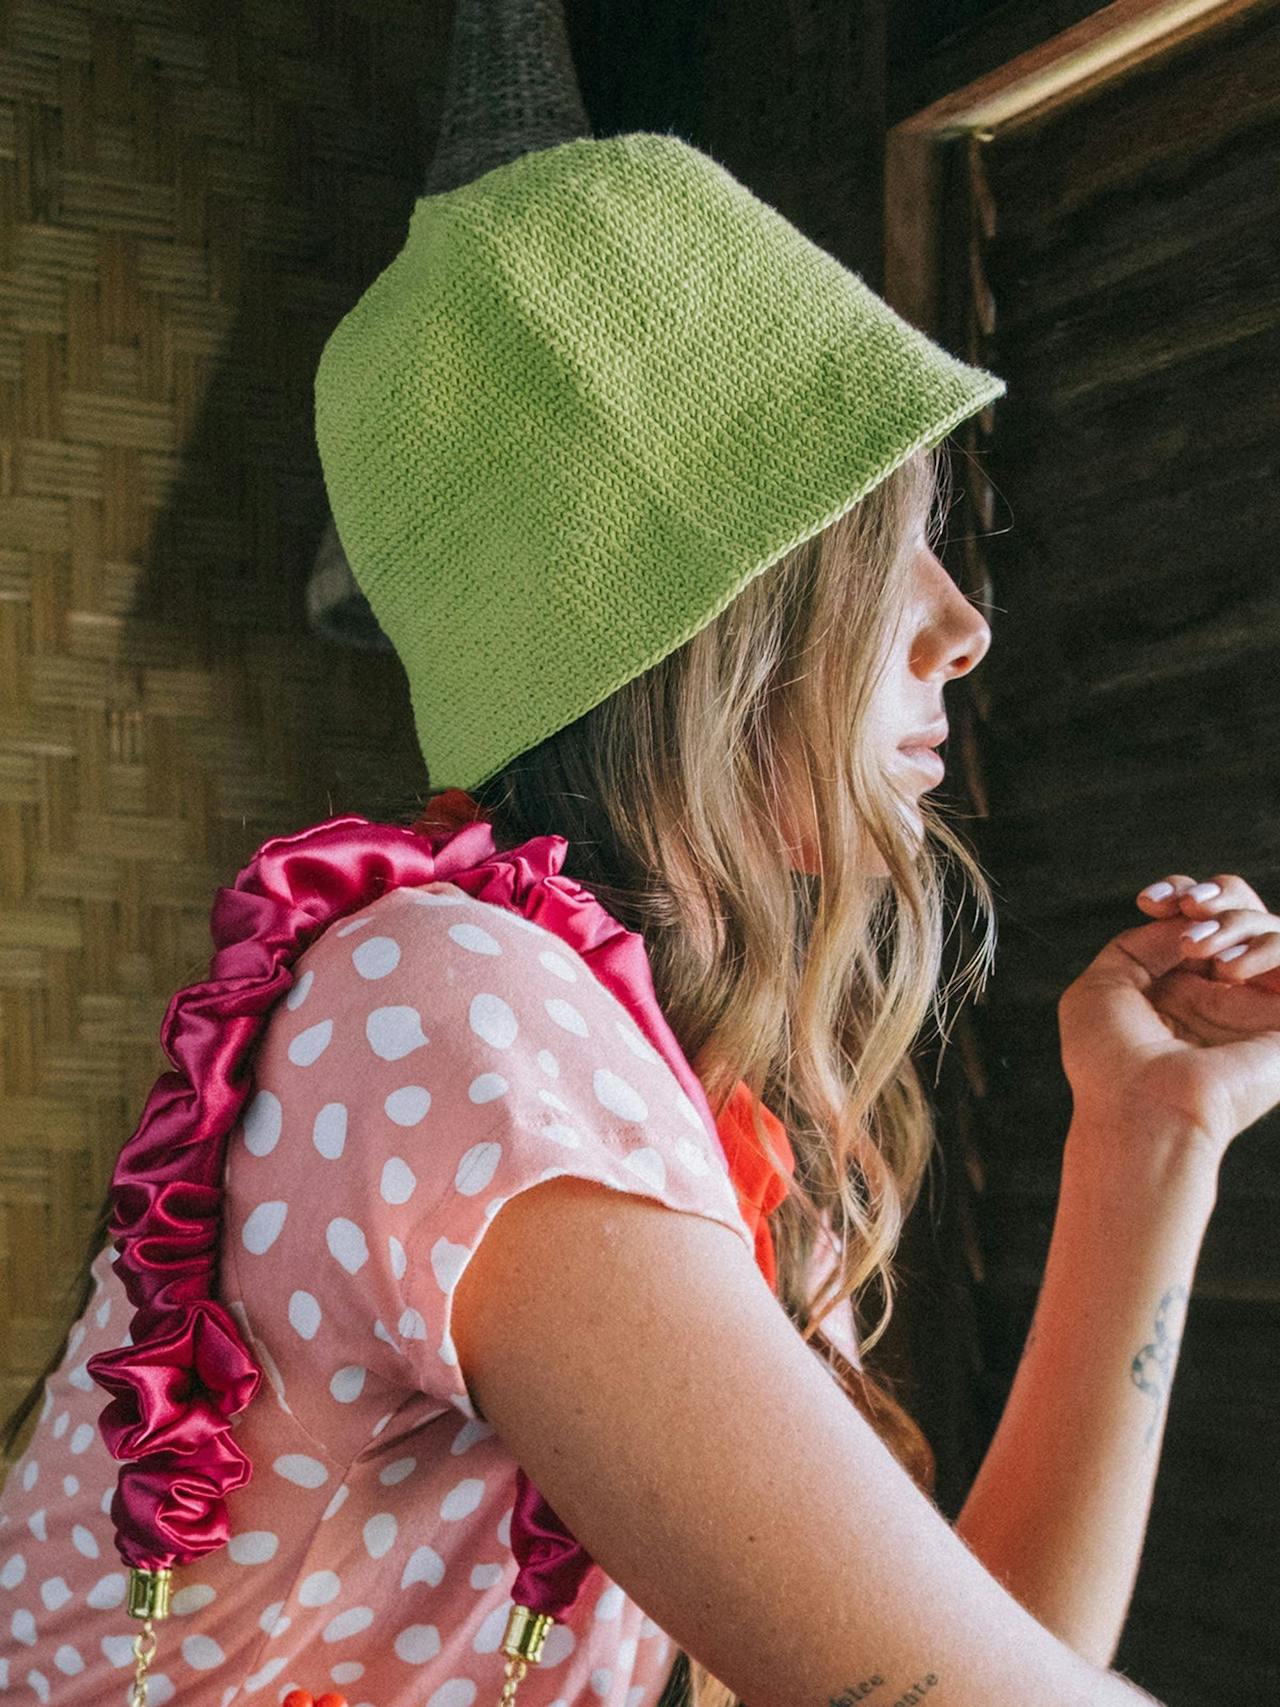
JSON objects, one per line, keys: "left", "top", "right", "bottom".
{"left": 1137, "top": 872, "right": 1269, "bottom": 916}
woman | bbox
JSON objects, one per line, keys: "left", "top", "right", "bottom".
{"left": 2, "top": 131, "right": 1277, "bottom": 1707}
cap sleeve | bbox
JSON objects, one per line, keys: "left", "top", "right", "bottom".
{"left": 306, "top": 880, "right": 755, "bottom": 1421}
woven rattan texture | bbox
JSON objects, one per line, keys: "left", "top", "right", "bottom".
{"left": 0, "top": 0, "right": 449, "bottom": 1453}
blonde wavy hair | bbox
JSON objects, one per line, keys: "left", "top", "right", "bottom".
{"left": 442, "top": 440, "right": 999, "bottom": 1707}
{"left": 2, "top": 441, "right": 998, "bottom": 1707}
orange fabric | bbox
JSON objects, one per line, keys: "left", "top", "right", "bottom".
{"left": 712, "top": 1079, "right": 796, "bottom": 1290}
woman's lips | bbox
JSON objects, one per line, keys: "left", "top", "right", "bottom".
{"left": 896, "top": 745, "right": 945, "bottom": 785}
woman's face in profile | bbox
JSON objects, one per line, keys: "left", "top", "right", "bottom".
{"left": 778, "top": 530, "right": 992, "bottom": 876}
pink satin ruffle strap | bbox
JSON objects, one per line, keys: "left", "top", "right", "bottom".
{"left": 87, "top": 799, "right": 794, "bottom": 1633}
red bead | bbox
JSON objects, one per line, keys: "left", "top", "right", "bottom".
{"left": 315, "top": 1696, "right": 349, "bottom": 1707}
{"left": 281, "top": 1693, "right": 314, "bottom": 1707}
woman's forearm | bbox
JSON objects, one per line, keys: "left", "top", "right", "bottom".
{"left": 953, "top": 1125, "right": 1218, "bottom": 1669}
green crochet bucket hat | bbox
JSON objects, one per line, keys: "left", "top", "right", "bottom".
{"left": 313, "top": 129, "right": 1006, "bottom": 791}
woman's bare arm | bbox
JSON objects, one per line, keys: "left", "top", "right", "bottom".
{"left": 451, "top": 1175, "right": 1166, "bottom": 1707}
{"left": 954, "top": 1129, "right": 1216, "bottom": 1667}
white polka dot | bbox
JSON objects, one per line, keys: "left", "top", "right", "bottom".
{"left": 615, "top": 1017, "right": 661, "bottom": 1063}
{"left": 593, "top": 1067, "right": 648, "bottom": 1123}
{"left": 623, "top": 1147, "right": 666, "bottom": 1192}
{"left": 52, "top": 1411, "right": 69, "bottom": 1439}
{"left": 11, "top": 1607, "right": 36, "bottom": 1645}
{"left": 288, "top": 1290, "right": 322, "bottom": 1339}
{"left": 397, "top": 1307, "right": 427, "bottom": 1341}
{"left": 67, "top": 1322, "right": 85, "bottom": 1355}
{"left": 538, "top": 948, "right": 579, "bottom": 983}
{"left": 497, "top": 1507, "right": 512, "bottom": 1547}
{"left": 470, "top": 1563, "right": 504, "bottom": 1589}
{"left": 451, "top": 1417, "right": 494, "bottom": 1454}
{"left": 330, "top": 1661, "right": 365, "bottom": 1684}
{"left": 242, "top": 1090, "right": 283, "bottom": 1156}
{"left": 285, "top": 967, "right": 314, "bottom": 1009}
{"left": 241, "top": 1200, "right": 288, "bottom": 1254}
{"left": 71, "top": 1421, "right": 95, "bottom": 1454}
{"left": 26, "top": 1508, "right": 47, "bottom": 1539}
{"left": 448, "top": 920, "right": 503, "bottom": 956}
{"left": 616, "top": 1637, "right": 639, "bottom": 1672}
{"left": 262, "top": 1599, "right": 291, "bottom": 1636}
{"left": 640, "top": 1615, "right": 663, "bottom": 1638}
{"left": 380, "top": 1156, "right": 418, "bottom": 1203}
{"left": 298, "top": 1569, "right": 341, "bottom": 1606}
{"left": 323, "top": 1605, "right": 374, "bottom": 1642}
{"left": 455, "top": 1142, "right": 502, "bottom": 1196}
{"left": 61, "top": 1474, "right": 79, "bottom": 1494}
{"left": 99, "top": 1487, "right": 112, "bottom": 1515}
{"left": 595, "top": 1582, "right": 625, "bottom": 1619}
{"left": 353, "top": 935, "right": 402, "bottom": 979}
{"left": 440, "top": 1477, "right": 485, "bottom": 1521}
{"left": 468, "top": 1072, "right": 508, "bottom": 1104}
{"left": 71, "top": 1524, "right": 99, "bottom": 1558}
{"left": 428, "top": 1681, "right": 477, "bottom": 1707}
{"left": 469, "top": 991, "right": 518, "bottom": 1050}
{"left": 20, "top": 1460, "right": 37, "bottom": 1491}
{"left": 168, "top": 1582, "right": 214, "bottom": 1614}
{"left": 675, "top": 1088, "right": 707, "bottom": 1132}
{"left": 430, "top": 1236, "right": 469, "bottom": 1294}
{"left": 313, "top": 1102, "right": 348, "bottom": 1159}
{"left": 0, "top": 1552, "right": 26, "bottom": 1588}
{"left": 439, "top": 1329, "right": 459, "bottom": 1369}
{"left": 537, "top": 1087, "right": 573, "bottom": 1115}
{"left": 363, "top": 1512, "right": 397, "bottom": 1559}
{"left": 627, "top": 1687, "right": 646, "bottom": 1707}
{"left": 373, "top": 1316, "right": 397, "bottom": 1348}
{"left": 472, "top": 1601, "right": 510, "bottom": 1653}
{"left": 367, "top": 1005, "right": 428, "bottom": 1061}
{"left": 326, "top": 1216, "right": 369, "bottom": 1273}
{"left": 370, "top": 1409, "right": 394, "bottom": 1436}
{"left": 329, "top": 1365, "right": 366, "bottom": 1403}
{"left": 384, "top": 1084, "right": 431, "bottom": 1126}
{"left": 40, "top": 1576, "right": 72, "bottom": 1610}
{"left": 288, "top": 1018, "right": 333, "bottom": 1066}
{"left": 545, "top": 997, "right": 588, "bottom": 1037}
{"left": 379, "top": 1456, "right": 416, "bottom": 1485}
{"left": 537, "top": 1049, "right": 560, "bottom": 1076}
{"left": 394, "top": 1623, "right": 441, "bottom": 1663}
{"left": 181, "top": 1634, "right": 225, "bottom": 1669}
{"left": 273, "top": 1454, "right": 329, "bottom": 1488}
{"left": 540, "top": 1121, "right": 583, "bottom": 1148}
{"left": 53, "top": 1644, "right": 84, "bottom": 1675}
{"left": 94, "top": 1295, "right": 111, "bottom": 1328}
{"left": 336, "top": 911, "right": 373, "bottom": 936}
{"left": 101, "top": 1633, "right": 135, "bottom": 1665}
{"left": 321, "top": 1484, "right": 350, "bottom": 1520}
{"left": 675, "top": 1137, "right": 712, "bottom": 1176}
{"left": 244, "top": 1654, "right": 287, "bottom": 1691}
{"left": 25, "top": 1669, "right": 49, "bottom": 1702}
{"left": 388, "top": 1236, "right": 407, "bottom": 1279}
{"left": 590, "top": 1667, "right": 614, "bottom": 1697}
{"left": 401, "top": 1544, "right": 445, "bottom": 1588}
{"left": 540, "top": 1623, "right": 578, "bottom": 1665}
{"left": 227, "top": 1530, "right": 278, "bottom": 1565}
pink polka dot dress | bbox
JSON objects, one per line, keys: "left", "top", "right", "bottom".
{"left": 1, "top": 878, "right": 859, "bottom": 1705}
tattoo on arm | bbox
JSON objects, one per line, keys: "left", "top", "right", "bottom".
{"left": 1129, "top": 1284, "right": 1190, "bottom": 1449}
{"left": 829, "top": 1672, "right": 938, "bottom": 1706}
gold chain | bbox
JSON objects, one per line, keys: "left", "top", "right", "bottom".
{"left": 129, "top": 1618, "right": 158, "bottom": 1707}
{"left": 498, "top": 1652, "right": 529, "bottom": 1703}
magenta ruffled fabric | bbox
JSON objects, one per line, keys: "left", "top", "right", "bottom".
{"left": 86, "top": 798, "right": 792, "bottom": 1624}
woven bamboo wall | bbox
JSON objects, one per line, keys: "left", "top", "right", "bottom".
{"left": 0, "top": 0, "right": 451, "bottom": 1458}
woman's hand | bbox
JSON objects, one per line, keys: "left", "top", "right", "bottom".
{"left": 1057, "top": 872, "right": 1280, "bottom": 1174}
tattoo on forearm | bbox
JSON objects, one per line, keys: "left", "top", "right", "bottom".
{"left": 1129, "top": 1284, "right": 1190, "bottom": 1448}
{"left": 829, "top": 1673, "right": 938, "bottom": 1706}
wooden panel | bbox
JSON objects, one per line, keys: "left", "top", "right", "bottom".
{"left": 931, "top": 4, "right": 1280, "bottom": 1696}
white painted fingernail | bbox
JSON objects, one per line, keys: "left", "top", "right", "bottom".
{"left": 1140, "top": 881, "right": 1174, "bottom": 901}
{"left": 1216, "top": 944, "right": 1248, "bottom": 962}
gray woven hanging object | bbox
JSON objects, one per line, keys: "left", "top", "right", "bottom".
{"left": 305, "top": 0, "right": 591, "bottom": 649}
